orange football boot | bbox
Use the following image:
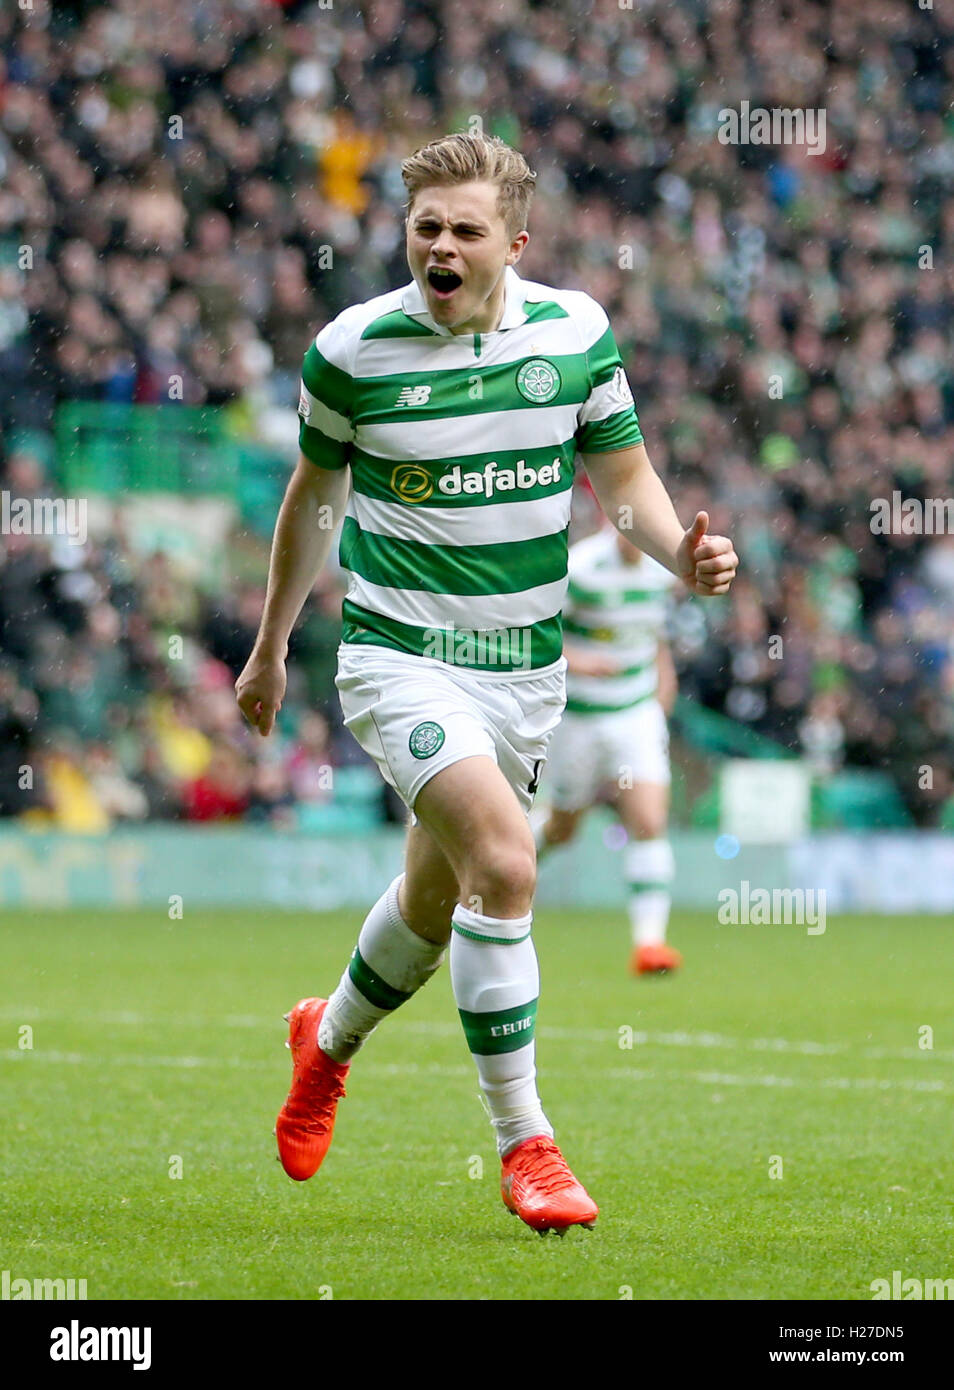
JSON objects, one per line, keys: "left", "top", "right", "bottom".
{"left": 631, "top": 942, "right": 683, "bottom": 976}
{"left": 500, "top": 1135, "right": 598, "bottom": 1235}
{"left": 275, "top": 997, "right": 349, "bottom": 1181}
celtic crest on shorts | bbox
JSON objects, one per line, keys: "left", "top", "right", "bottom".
{"left": 516, "top": 358, "right": 562, "bottom": 404}
{"left": 409, "top": 721, "right": 446, "bottom": 759}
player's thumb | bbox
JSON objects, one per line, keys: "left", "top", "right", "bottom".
{"left": 687, "top": 510, "right": 709, "bottom": 545}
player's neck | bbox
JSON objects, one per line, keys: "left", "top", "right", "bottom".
{"left": 448, "top": 275, "right": 507, "bottom": 335}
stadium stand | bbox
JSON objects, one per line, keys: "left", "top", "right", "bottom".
{"left": 1, "top": 0, "right": 953, "bottom": 827}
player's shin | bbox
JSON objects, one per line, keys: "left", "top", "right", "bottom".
{"left": 624, "top": 838, "right": 674, "bottom": 945}
{"left": 450, "top": 901, "right": 553, "bottom": 1157}
{"left": 319, "top": 874, "right": 446, "bottom": 1062}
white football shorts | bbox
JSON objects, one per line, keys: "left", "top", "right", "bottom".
{"left": 544, "top": 698, "right": 671, "bottom": 812}
{"left": 335, "top": 644, "right": 567, "bottom": 816}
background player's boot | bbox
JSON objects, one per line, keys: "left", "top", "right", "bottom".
{"left": 275, "top": 997, "right": 349, "bottom": 1181}
{"left": 500, "top": 1135, "right": 598, "bottom": 1234}
{"left": 630, "top": 942, "right": 683, "bottom": 976}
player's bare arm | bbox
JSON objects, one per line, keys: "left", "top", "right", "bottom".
{"left": 235, "top": 453, "right": 350, "bottom": 736}
{"left": 582, "top": 442, "right": 738, "bottom": 597}
{"left": 563, "top": 641, "right": 618, "bottom": 679}
{"left": 656, "top": 641, "right": 677, "bottom": 715}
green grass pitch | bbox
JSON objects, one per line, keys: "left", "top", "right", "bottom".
{"left": 1, "top": 905, "right": 952, "bottom": 1300}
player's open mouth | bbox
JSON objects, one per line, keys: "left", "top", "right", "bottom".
{"left": 427, "top": 266, "right": 463, "bottom": 299}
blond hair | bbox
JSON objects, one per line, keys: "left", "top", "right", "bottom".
{"left": 401, "top": 132, "right": 536, "bottom": 239}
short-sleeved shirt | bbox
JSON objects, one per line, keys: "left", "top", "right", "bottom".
{"left": 562, "top": 528, "right": 677, "bottom": 713}
{"left": 298, "top": 266, "right": 642, "bottom": 673}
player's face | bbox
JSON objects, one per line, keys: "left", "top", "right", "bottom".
{"left": 406, "top": 180, "right": 529, "bottom": 336}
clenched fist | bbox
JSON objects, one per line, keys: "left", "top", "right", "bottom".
{"left": 235, "top": 649, "right": 287, "bottom": 737}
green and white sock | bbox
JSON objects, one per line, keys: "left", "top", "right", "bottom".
{"left": 450, "top": 901, "right": 553, "bottom": 1158}
{"left": 319, "top": 875, "right": 446, "bottom": 1062}
{"left": 624, "top": 838, "right": 674, "bottom": 946}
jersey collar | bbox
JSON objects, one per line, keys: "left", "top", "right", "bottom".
{"left": 401, "top": 265, "right": 528, "bottom": 336}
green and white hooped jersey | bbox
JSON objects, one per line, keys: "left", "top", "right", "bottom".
{"left": 563, "top": 528, "right": 676, "bottom": 714}
{"left": 297, "top": 266, "right": 643, "bottom": 672}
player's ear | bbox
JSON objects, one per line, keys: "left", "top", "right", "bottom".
{"left": 507, "top": 230, "right": 530, "bottom": 264}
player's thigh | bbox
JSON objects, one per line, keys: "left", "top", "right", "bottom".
{"left": 615, "top": 781, "right": 670, "bottom": 839}
{"left": 412, "top": 754, "right": 535, "bottom": 904}
{"left": 400, "top": 818, "right": 460, "bottom": 945}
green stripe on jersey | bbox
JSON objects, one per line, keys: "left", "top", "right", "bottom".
{"left": 348, "top": 947, "right": 412, "bottom": 1011}
{"left": 301, "top": 343, "right": 355, "bottom": 411}
{"left": 564, "top": 690, "right": 655, "bottom": 714}
{"left": 578, "top": 410, "right": 643, "bottom": 452}
{"left": 349, "top": 443, "right": 576, "bottom": 508}
{"left": 299, "top": 420, "right": 350, "bottom": 470}
{"left": 587, "top": 324, "right": 628, "bottom": 386}
{"left": 524, "top": 300, "right": 570, "bottom": 323}
{"left": 341, "top": 601, "right": 563, "bottom": 670}
{"left": 568, "top": 580, "right": 664, "bottom": 606}
{"left": 458, "top": 999, "right": 538, "bottom": 1055}
{"left": 355, "top": 352, "right": 591, "bottom": 424}
{"left": 361, "top": 312, "right": 439, "bottom": 340}
{"left": 339, "top": 516, "right": 568, "bottom": 596}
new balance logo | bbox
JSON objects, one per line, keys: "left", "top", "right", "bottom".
{"left": 395, "top": 385, "right": 431, "bottom": 407}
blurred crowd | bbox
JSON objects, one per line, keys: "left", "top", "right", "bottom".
{"left": 2, "top": 0, "right": 954, "bottom": 825}
{"left": 0, "top": 487, "right": 387, "bottom": 828}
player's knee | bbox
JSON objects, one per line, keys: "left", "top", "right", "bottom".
{"left": 465, "top": 842, "right": 536, "bottom": 916}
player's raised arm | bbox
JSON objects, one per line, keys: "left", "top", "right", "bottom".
{"left": 235, "top": 453, "right": 350, "bottom": 736}
{"left": 582, "top": 441, "right": 738, "bottom": 597}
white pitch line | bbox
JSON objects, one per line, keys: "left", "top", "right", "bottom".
{"left": 0, "top": 1005, "right": 950, "bottom": 1065}
{"left": 0, "top": 1049, "right": 949, "bottom": 1095}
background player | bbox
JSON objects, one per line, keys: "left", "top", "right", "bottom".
{"left": 533, "top": 522, "right": 682, "bottom": 976}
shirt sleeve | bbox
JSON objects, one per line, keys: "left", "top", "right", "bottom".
{"left": 575, "top": 302, "right": 643, "bottom": 454}
{"left": 297, "top": 322, "right": 356, "bottom": 470}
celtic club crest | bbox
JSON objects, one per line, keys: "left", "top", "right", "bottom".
{"left": 408, "top": 721, "right": 446, "bottom": 759}
{"left": 516, "top": 358, "right": 562, "bottom": 404}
